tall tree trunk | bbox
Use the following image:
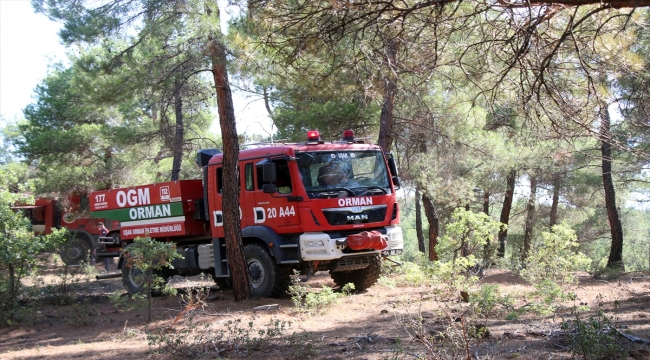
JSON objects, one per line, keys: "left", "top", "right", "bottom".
{"left": 415, "top": 186, "right": 425, "bottom": 253}
{"left": 207, "top": 2, "right": 251, "bottom": 301}
{"left": 482, "top": 190, "right": 490, "bottom": 263}
{"left": 522, "top": 175, "right": 537, "bottom": 263}
{"left": 377, "top": 39, "right": 398, "bottom": 153}
{"left": 601, "top": 106, "right": 624, "bottom": 269}
{"left": 421, "top": 193, "right": 439, "bottom": 261}
{"left": 171, "top": 77, "right": 184, "bottom": 181}
{"left": 8, "top": 263, "right": 15, "bottom": 314}
{"left": 263, "top": 86, "right": 273, "bottom": 117}
{"left": 497, "top": 170, "right": 515, "bottom": 258}
{"left": 549, "top": 174, "right": 560, "bottom": 229}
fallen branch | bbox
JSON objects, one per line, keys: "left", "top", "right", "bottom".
{"left": 616, "top": 329, "right": 650, "bottom": 345}
{"left": 254, "top": 304, "right": 279, "bottom": 311}
{"left": 324, "top": 333, "right": 379, "bottom": 347}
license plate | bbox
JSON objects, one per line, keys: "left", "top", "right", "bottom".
{"left": 382, "top": 249, "right": 402, "bottom": 256}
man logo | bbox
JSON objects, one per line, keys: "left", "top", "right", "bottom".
{"left": 347, "top": 214, "right": 368, "bottom": 221}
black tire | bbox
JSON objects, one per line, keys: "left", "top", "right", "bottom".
{"left": 120, "top": 244, "right": 172, "bottom": 296}
{"left": 121, "top": 245, "right": 147, "bottom": 295}
{"left": 60, "top": 234, "right": 89, "bottom": 266}
{"left": 330, "top": 255, "right": 382, "bottom": 292}
{"left": 245, "top": 243, "right": 291, "bottom": 298}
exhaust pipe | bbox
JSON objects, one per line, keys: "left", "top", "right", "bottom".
{"left": 96, "top": 273, "right": 121, "bottom": 280}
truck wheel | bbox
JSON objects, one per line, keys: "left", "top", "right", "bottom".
{"left": 122, "top": 255, "right": 147, "bottom": 295}
{"left": 60, "top": 234, "right": 89, "bottom": 266}
{"left": 330, "top": 255, "right": 382, "bottom": 292}
{"left": 245, "top": 244, "right": 290, "bottom": 298}
{"left": 121, "top": 245, "right": 171, "bottom": 296}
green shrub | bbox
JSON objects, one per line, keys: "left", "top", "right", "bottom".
{"left": 562, "top": 308, "right": 625, "bottom": 359}
{"left": 121, "top": 236, "right": 181, "bottom": 322}
{"left": 148, "top": 317, "right": 293, "bottom": 357}
{"left": 436, "top": 208, "right": 502, "bottom": 266}
{"left": 289, "top": 283, "right": 354, "bottom": 315}
{"left": 0, "top": 171, "right": 67, "bottom": 324}
{"left": 521, "top": 223, "right": 591, "bottom": 285}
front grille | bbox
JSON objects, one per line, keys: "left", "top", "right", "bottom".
{"left": 322, "top": 206, "right": 387, "bottom": 226}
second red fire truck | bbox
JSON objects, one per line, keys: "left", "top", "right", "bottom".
{"left": 91, "top": 130, "right": 404, "bottom": 296}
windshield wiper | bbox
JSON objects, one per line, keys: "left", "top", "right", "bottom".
{"left": 323, "top": 187, "right": 356, "bottom": 195}
{"left": 365, "top": 186, "right": 388, "bottom": 194}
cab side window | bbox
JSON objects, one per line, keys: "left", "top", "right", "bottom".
{"left": 245, "top": 163, "right": 254, "bottom": 191}
{"left": 257, "top": 159, "right": 292, "bottom": 194}
{"left": 216, "top": 167, "right": 223, "bottom": 193}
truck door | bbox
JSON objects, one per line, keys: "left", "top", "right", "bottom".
{"left": 210, "top": 165, "right": 225, "bottom": 238}
{"left": 240, "top": 162, "right": 256, "bottom": 228}
{"left": 253, "top": 158, "right": 302, "bottom": 234}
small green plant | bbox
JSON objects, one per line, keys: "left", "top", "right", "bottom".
{"left": 340, "top": 282, "right": 355, "bottom": 295}
{"left": 121, "top": 235, "right": 181, "bottom": 322}
{"left": 55, "top": 259, "right": 88, "bottom": 306}
{"left": 290, "top": 283, "right": 354, "bottom": 315}
{"left": 289, "top": 274, "right": 355, "bottom": 315}
{"left": 303, "top": 285, "right": 342, "bottom": 314}
{"left": 63, "top": 299, "right": 98, "bottom": 327}
{"left": 470, "top": 284, "right": 500, "bottom": 322}
{"left": 147, "top": 320, "right": 222, "bottom": 358}
{"left": 528, "top": 279, "right": 575, "bottom": 316}
{"left": 286, "top": 331, "right": 318, "bottom": 359}
{"left": 562, "top": 308, "right": 625, "bottom": 359}
{"left": 379, "top": 259, "right": 431, "bottom": 288}
{"left": 148, "top": 316, "right": 293, "bottom": 358}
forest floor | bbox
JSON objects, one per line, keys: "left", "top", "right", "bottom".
{"left": 1, "top": 259, "right": 650, "bottom": 360}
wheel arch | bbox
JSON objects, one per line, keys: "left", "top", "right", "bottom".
{"left": 69, "top": 230, "right": 95, "bottom": 248}
{"left": 117, "top": 240, "right": 134, "bottom": 270}
{"left": 241, "top": 226, "right": 300, "bottom": 264}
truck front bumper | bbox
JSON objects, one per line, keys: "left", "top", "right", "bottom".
{"left": 299, "top": 226, "right": 404, "bottom": 261}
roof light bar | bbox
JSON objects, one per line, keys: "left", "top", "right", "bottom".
{"left": 342, "top": 129, "right": 355, "bottom": 141}
{"left": 307, "top": 130, "right": 320, "bottom": 142}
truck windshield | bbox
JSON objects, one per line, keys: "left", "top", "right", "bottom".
{"left": 298, "top": 150, "right": 391, "bottom": 197}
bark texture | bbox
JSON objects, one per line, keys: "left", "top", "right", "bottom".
{"left": 497, "top": 170, "right": 515, "bottom": 258}
{"left": 550, "top": 174, "right": 560, "bottom": 229}
{"left": 421, "top": 192, "right": 439, "bottom": 261}
{"left": 207, "top": 3, "right": 251, "bottom": 300}
{"left": 171, "top": 77, "right": 184, "bottom": 181}
{"left": 482, "top": 190, "right": 491, "bottom": 263}
{"left": 415, "top": 186, "right": 426, "bottom": 253}
{"left": 377, "top": 39, "right": 397, "bottom": 153}
{"left": 600, "top": 106, "right": 624, "bottom": 269}
{"left": 522, "top": 175, "right": 537, "bottom": 262}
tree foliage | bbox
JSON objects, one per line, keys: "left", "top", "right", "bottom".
{"left": 32, "top": 0, "right": 252, "bottom": 300}
{"left": 0, "top": 169, "right": 67, "bottom": 323}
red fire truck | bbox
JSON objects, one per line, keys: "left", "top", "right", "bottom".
{"left": 90, "top": 130, "right": 404, "bottom": 297}
{"left": 12, "top": 195, "right": 119, "bottom": 265}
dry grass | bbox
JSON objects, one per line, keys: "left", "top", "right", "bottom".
{"left": 1, "top": 267, "right": 650, "bottom": 359}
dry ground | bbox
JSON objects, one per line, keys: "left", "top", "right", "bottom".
{"left": 2, "top": 260, "right": 650, "bottom": 360}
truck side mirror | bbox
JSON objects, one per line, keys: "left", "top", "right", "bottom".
{"left": 262, "top": 183, "right": 277, "bottom": 194}
{"left": 262, "top": 162, "right": 277, "bottom": 183}
{"left": 387, "top": 155, "right": 399, "bottom": 177}
{"left": 387, "top": 155, "right": 401, "bottom": 189}
{"left": 298, "top": 154, "right": 314, "bottom": 168}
